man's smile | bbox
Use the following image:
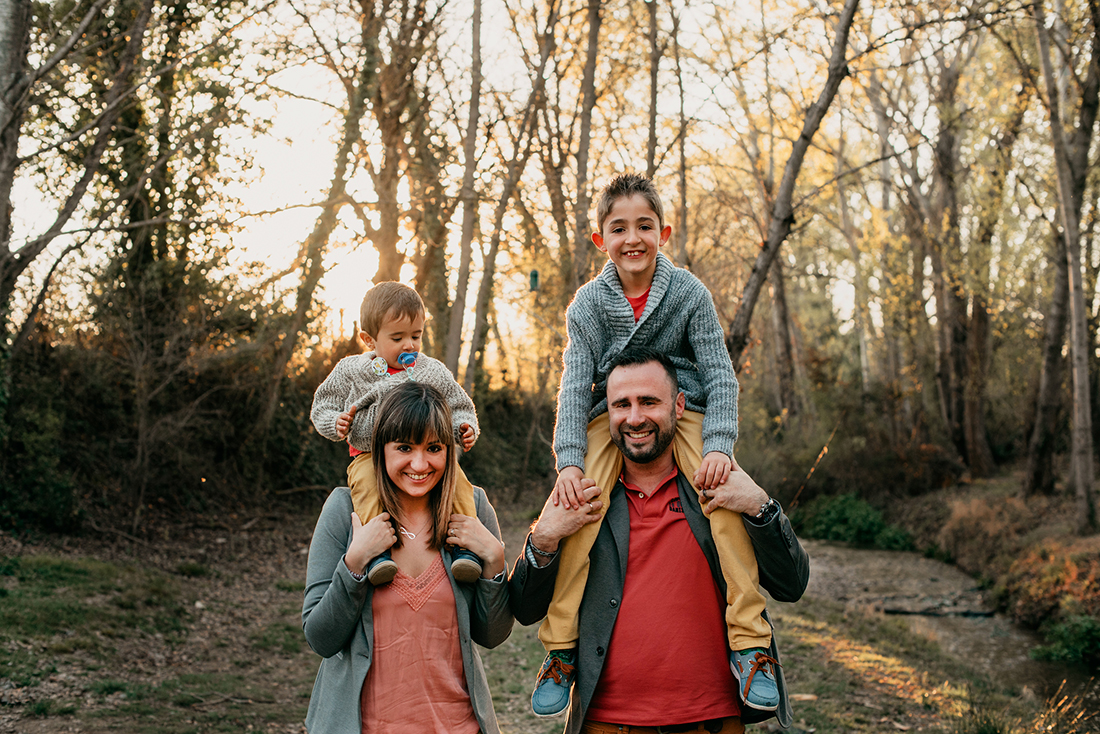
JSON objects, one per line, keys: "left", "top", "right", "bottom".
{"left": 623, "top": 425, "right": 656, "bottom": 440}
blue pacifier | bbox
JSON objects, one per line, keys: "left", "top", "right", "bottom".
{"left": 398, "top": 351, "right": 418, "bottom": 381}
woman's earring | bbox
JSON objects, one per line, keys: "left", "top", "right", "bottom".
{"left": 370, "top": 356, "right": 388, "bottom": 375}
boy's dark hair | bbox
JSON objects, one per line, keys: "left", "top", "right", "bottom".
{"left": 360, "top": 281, "right": 425, "bottom": 337}
{"left": 595, "top": 173, "right": 665, "bottom": 234}
{"left": 608, "top": 346, "right": 679, "bottom": 393}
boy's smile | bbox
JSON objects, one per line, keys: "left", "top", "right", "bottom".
{"left": 592, "top": 194, "right": 672, "bottom": 296}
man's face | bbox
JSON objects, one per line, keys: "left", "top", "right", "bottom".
{"left": 606, "top": 361, "right": 685, "bottom": 465}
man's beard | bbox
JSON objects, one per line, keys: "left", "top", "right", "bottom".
{"left": 611, "top": 414, "right": 676, "bottom": 464}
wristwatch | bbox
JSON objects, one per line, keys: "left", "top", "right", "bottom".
{"left": 754, "top": 498, "right": 779, "bottom": 522}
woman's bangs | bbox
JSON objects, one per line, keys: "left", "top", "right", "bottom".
{"left": 377, "top": 395, "right": 452, "bottom": 447}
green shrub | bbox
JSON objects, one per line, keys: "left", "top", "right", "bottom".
{"left": 793, "top": 494, "right": 914, "bottom": 550}
{"left": 951, "top": 705, "right": 1011, "bottom": 734}
{"left": 28, "top": 699, "right": 77, "bottom": 717}
{"left": 1031, "top": 614, "right": 1100, "bottom": 668}
{"left": 250, "top": 622, "right": 302, "bottom": 654}
{"left": 275, "top": 579, "right": 304, "bottom": 592}
{"left": 175, "top": 562, "right": 211, "bottom": 578}
{"left": 92, "top": 680, "right": 130, "bottom": 696}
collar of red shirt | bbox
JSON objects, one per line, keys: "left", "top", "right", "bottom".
{"left": 620, "top": 465, "right": 679, "bottom": 498}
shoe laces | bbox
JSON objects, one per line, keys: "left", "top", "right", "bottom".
{"left": 739, "top": 650, "right": 780, "bottom": 691}
{"left": 538, "top": 652, "right": 576, "bottom": 685}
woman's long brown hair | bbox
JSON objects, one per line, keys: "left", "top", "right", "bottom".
{"left": 371, "top": 382, "right": 458, "bottom": 550}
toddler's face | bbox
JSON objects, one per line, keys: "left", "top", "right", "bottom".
{"left": 368, "top": 312, "right": 424, "bottom": 369}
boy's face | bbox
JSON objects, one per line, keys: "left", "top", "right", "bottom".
{"left": 362, "top": 311, "right": 424, "bottom": 369}
{"left": 592, "top": 194, "right": 672, "bottom": 284}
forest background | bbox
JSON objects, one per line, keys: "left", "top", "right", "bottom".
{"left": 4, "top": 0, "right": 1100, "bottom": 664}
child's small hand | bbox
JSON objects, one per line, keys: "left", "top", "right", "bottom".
{"left": 694, "top": 452, "right": 732, "bottom": 491}
{"left": 447, "top": 514, "right": 506, "bottom": 578}
{"left": 345, "top": 511, "right": 396, "bottom": 574}
{"left": 552, "top": 467, "right": 589, "bottom": 509}
{"left": 459, "top": 423, "right": 476, "bottom": 452}
{"left": 335, "top": 405, "right": 358, "bottom": 439}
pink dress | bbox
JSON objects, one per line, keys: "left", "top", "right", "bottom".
{"left": 359, "top": 555, "right": 480, "bottom": 734}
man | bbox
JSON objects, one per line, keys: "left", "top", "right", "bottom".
{"left": 509, "top": 347, "right": 809, "bottom": 734}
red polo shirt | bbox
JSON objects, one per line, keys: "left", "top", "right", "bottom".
{"left": 585, "top": 468, "right": 740, "bottom": 726}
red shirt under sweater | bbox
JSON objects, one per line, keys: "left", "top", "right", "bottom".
{"left": 625, "top": 288, "right": 650, "bottom": 322}
{"left": 585, "top": 467, "right": 741, "bottom": 726}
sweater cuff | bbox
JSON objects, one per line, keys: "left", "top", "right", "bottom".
{"left": 554, "top": 452, "right": 586, "bottom": 474}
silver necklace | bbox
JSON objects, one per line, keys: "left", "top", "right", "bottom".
{"left": 399, "top": 520, "right": 431, "bottom": 540}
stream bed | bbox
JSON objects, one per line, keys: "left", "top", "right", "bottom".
{"left": 801, "top": 540, "right": 1095, "bottom": 707}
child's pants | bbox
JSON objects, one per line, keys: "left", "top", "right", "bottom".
{"left": 346, "top": 453, "right": 478, "bottom": 525}
{"left": 538, "top": 411, "right": 772, "bottom": 652}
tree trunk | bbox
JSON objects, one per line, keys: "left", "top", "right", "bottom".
{"left": 769, "top": 256, "right": 799, "bottom": 419}
{"left": 964, "top": 82, "right": 1029, "bottom": 479}
{"left": 442, "top": 0, "right": 483, "bottom": 375}
{"left": 0, "top": 0, "right": 149, "bottom": 319}
{"left": 463, "top": 3, "right": 559, "bottom": 391}
{"left": 1034, "top": 2, "right": 1096, "bottom": 532}
{"left": 963, "top": 293, "right": 995, "bottom": 477}
{"left": 645, "top": 0, "right": 659, "bottom": 179}
{"left": 1023, "top": 0, "right": 1099, "bottom": 497}
{"left": 928, "top": 52, "right": 968, "bottom": 460}
{"left": 0, "top": 0, "right": 31, "bottom": 262}
{"left": 867, "top": 69, "right": 906, "bottom": 444}
{"left": 836, "top": 122, "right": 872, "bottom": 398}
{"left": 409, "top": 111, "right": 455, "bottom": 354}
{"left": 672, "top": 8, "right": 688, "bottom": 267}
{"left": 373, "top": 135, "right": 405, "bottom": 283}
{"left": 516, "top": 353, "right": 553, "bottom": 502}
{"left": 570, "top": 0, "right": 602, "bottom": 293}
{"left": 725, "top": 0, "right": 859, "bottom": 369}
{"left": 1024, "top": 236, "right": 1069, "bottom": 497}
{"left": 254, "top": 18, "right": 379, "bottom": 439}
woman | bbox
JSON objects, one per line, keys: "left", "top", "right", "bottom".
{"left": 302, "top": 382, "right": 512, "bottom": 733}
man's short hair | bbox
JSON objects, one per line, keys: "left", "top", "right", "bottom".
{"left": 595, "top": 173, "right": 665, "bottom": 234}
{"left": 359, "top": 281, "right": 425, "bottom": 337}
{"left": 608, "top": 346, "right": 679, "bottom": 393}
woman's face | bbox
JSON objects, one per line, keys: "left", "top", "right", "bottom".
{"left": 383, "top": 436, "right": 448, "bottom": 499}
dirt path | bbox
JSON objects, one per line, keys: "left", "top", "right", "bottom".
{"left": 801, "top": 539, "right": 1089, "bottom": 700}
{"left": 0, "top": 505, "right": 1077, "bottom": 734}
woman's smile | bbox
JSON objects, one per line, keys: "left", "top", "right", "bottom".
{"left": 384, "top": 438, "right": 448, "bottom": 497}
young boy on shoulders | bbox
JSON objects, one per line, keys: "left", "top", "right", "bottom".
{"left": 310, "top": 282, "right": 484, "bottom": 584}
{"left": 529, "top": 173, "right": 778, "bottom": 717}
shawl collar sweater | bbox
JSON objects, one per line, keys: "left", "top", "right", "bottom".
{"left": 555, "top": 253, "right": 739, "bottom": 472}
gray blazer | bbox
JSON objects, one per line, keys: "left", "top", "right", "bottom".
{"left": 509, "top": 474, "right": 809, "bottom": 733}
{"left": 303, "top": 486, "right": 513, "bottom": 733}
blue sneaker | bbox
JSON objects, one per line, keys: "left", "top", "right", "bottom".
{"left": 730, "top": 648, "right": 780, "bottom": 711}
{"left": 366, "top": 550, "right": 398, "bottom": 586}
{"left": 450, "top": 547, "right": 484, "bottom": 583}
{"left": 531, "top": 649, "right": 576, "bottom": 716}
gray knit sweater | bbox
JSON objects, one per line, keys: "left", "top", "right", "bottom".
{"left": 311, "top": 353, "right": 479, "bottom": 454}
{"left": 554, "top": 253, "right": 738, "bottom": 472}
